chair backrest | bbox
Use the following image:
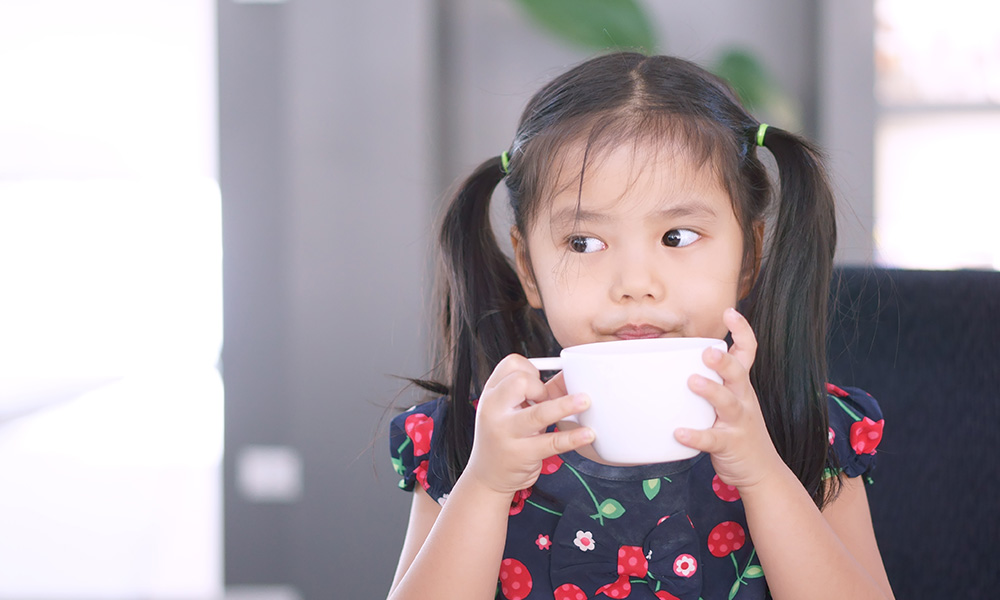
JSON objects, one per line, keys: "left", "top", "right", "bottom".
{"left": 828, "top": 267, "right": 1000, "bottom": 598}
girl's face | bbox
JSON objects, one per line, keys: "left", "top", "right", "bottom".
{"left": 513, "top": 142, "right": 753, "bottom": 350}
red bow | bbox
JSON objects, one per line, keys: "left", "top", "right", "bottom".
{"left": 595, "top": 545, "right": 648, "bottom": 598}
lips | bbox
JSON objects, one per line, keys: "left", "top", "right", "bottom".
{"left": 613, "top": 324, "right": 668, "bottom": 340}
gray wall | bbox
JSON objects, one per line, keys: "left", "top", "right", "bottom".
{"left": 220, "top": 1, "right": 434, "bottom": 597}
{"left": 219, "top": 1, "right": 874, "bottom": 598}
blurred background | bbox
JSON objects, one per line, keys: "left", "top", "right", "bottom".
{"left": 0, "top": 0, "right": 997, "bottom": 598}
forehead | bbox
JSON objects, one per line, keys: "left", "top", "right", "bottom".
{"left": 538, "top": 138, "right": 731, "bottom": 220}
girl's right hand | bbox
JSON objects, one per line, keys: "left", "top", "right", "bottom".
{"left": 464, "top": 354, "right": 594, "bottom": 496}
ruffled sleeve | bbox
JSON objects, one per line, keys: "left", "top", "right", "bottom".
{"left": 825, "top": 383, "right": 885, "bottom": 482}
{"left": 388, "top": 397, "right": 453, "bottom": 504}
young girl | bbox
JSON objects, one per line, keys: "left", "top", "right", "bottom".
{"left": 387, "top": 53, "right": 893, "bottom": 600}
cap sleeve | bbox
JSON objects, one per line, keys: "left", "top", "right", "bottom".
{"left": 388, "top": 397, "right": 452, "bottom": 503}
{"left": 825, "top": 384, "right": 885, "bottom": 481}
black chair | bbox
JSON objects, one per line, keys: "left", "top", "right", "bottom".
{"left": 828, "top": 267, "right": 1000, "bottom": 598}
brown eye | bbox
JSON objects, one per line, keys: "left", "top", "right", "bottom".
{"left": 662, "top": 229, "right": 699, "bottom": 248}
{"left": 568, "top": 236, "right": 606, "bottom": 253}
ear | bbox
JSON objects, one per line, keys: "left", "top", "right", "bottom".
{"left": 510, "top": 227, "right": 543, "bottom": 309}
{"left": 739, "top": 221, "right": 766, "bottom": 300}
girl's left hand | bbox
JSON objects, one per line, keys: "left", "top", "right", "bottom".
{"left": 674, "top": 308, "right": 785, "bottom": 491}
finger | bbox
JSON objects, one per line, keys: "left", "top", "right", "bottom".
{"left": 724, "top": 308, "right": 757, "bottom": 371}
{"left": 515, "top": 392, "right": 589, "bottom": 433}
{"left": 482, "top": 354, "right": 535, "bottom": 391}
{"left": 689, "top": 373, "right": 741, "bottom": 422}
{"left": 484, "top": 369, "right": 548, "bottom": 413}
{"left": 527, "top": 425, "right": 595, "bottom": 458}
{"left": 701, "top": 344, "right": 753, "bottom": 397}
{"left": 543, "top": 371, "right": 568, "bottom": 398}
{"left": 674, "top": 426, "right": 723, "bottom": 455}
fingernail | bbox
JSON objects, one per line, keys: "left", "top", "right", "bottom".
{"left": 573, "top": 394, "right": 590, "bottom": 409}
{"left": 706, "top": 348, "right": 723, "bottom": 361}
{"left": 577, "top": 428, "right": 595, "bottom": 443}
{"left": 675, "top": 428, "right": 690, "bottom": 442}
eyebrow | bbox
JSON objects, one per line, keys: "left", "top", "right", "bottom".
{"left": 549, "top": 201, "right": 719, "bottom": 229}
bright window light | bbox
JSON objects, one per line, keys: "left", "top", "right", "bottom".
{"left": 874, "top": 0, "right": 1000, "bottom": 270}
{"left": 0, "top": 1, "right": 221, "bottom": 598}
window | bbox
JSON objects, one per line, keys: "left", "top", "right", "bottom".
{"left": 874, "top": 0, "right": 1000, "bottom": 269}
{"left": 0, "top": 2, "right": 221, "bottom": 597}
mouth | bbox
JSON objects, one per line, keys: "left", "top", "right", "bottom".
{"left": 612, "top": 324, "right": 671, "bottom": 340}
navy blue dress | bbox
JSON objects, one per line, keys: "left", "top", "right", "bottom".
{"left": 389, "top": 384, "right": 883, "bottom": 600}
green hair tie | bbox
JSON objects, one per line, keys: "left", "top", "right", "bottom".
{"left": 500, "top": 150, "right": 511, "bottom": 174}
{"left": 756, "top": 123, "right": 769, "bottom": 147}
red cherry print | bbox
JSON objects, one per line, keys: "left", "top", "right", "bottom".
{"left": 850, "top": 417, "right": 884, "bottom": 455}
{"left": 826, "top": 383, "right": 848, "bottom": 397}
{"left": 657, "top": 515, "right": 670, "bottom": 526}
{"left": 404, "top": 413, "right": 434, "bottom": 456}
{"left": 707, "top": 521, "right": 746, "bottom": 558}
{"left": 712, "top": 474, "right": 741, "bottom": 502}
{"left": 541, "top": 454, "right": 564, "bottom": 475}
{"left": 828, "top": 427, "right": 836, "bottom": 445}
{"left": 554, "top": 583, "right": 588, "bottom": 600}
{"left": 498, "top": 558, "right": 533, "bottom": 600}
{"left": 618, "top": 545, "right": 649, "bottom": 577}
{"left": 413, "top": 460, "right": 429, "bottom": 491}
{"left": 655, "top": 591, "right": 681, "bottom": 600}
{"left": 596, "top": 546, "right": 648, "bottom": 598}
{"left": 509, "top": 487, "right": 532, "bottom": 516}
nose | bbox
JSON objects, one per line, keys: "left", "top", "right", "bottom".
{"left": 609, "top": 248, "right": 666, "bottom": 303}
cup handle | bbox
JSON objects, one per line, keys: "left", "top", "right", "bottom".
{"left": 527, "top": 357, "right": 562, "bottom": 371}
{"left": 526, "top": 357, "right": 578, "bottom": 423}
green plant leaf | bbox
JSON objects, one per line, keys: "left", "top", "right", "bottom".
{"left": 643, "top": 477, "right": 661, "bottom": 500}
{"left": 728, "top": 579, "right": 742, "bottom": 600}
{"left": 744, "top": 565, "right": 764, "bottom": 579}
{"left": 596, "top": 498, "right": 626, "bottom": 519}
{"left": 512, "top": 0, "right": 657, "bottom": 52}
{"left": 711, "top": 47, "right": 775, "bottom": 111}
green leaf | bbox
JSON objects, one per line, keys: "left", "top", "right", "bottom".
{"left": 597, "top": 498, "right": 626, "bottom": 519}
{"left": 728, "top": 579, "right": 742, "bottom": 600}
{"left": 391, "top": 455, "right": 406, "bottom": 476}
{"left": 511, "top": 0, "right": 657, "bottom": 52}
{"left": 711, "top": 47, "right": 776, "bottom": 111}
{"left": 744, "top": 565, "right": 764, "bottom": 579}
{"left": 643, "top": 477, "right": 661, "bottom": 500}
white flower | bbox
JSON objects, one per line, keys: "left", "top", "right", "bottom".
{"left": 673, "top": 553, "right": 698, "bottom": 578}
{"left": 437, "top": 493, "right": 449, "bottom": 506}
{"left": 573, "top": 530, "right": 595, "bottom": 552}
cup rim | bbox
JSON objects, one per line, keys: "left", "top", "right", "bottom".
{"left": 560, "top": 336, "right": 725, "bottom": 356}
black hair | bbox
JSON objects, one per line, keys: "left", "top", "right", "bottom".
{"left": 416, "top": 52, "right": 840, "bottom": 508}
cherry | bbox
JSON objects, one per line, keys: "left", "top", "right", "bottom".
{"left": 850, "top": 417, "right": 884, "bottom": 455}
{"left": 403, "top": 413, "right": 434, "bottom": 456}
{"left": 707, "top": 521, "right": 746, "bottom": 558}
{"left": 712, "top": 474, "right": 740, "bottom": 502}
{"left": 509, "top": 488, "right": 532, "bottom": 516}
{"left": 554, "top": 583, "right": 587, "bottom": 600}
{"left": 498, "top": 558, "right": 533, "bottom": 600}
{"left": 826, "top": 383, "right": 848, "bottom": 397}
{"left": 541, "top": 454, "right": 564, "bottom": 475}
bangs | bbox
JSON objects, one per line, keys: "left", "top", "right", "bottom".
{"left": 513, "top": 108, "right": 744, "bottom": 232}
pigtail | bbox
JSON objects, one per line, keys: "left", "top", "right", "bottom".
{"left": 425, "top": 156, "right": 555, "bottom": 484}
{"left": 746, "top": 125, "right": 839, "bottom": 506}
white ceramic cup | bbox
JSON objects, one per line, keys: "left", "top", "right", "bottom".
{"left": 529, "top": 337, "right": 726, "bottom": 464}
